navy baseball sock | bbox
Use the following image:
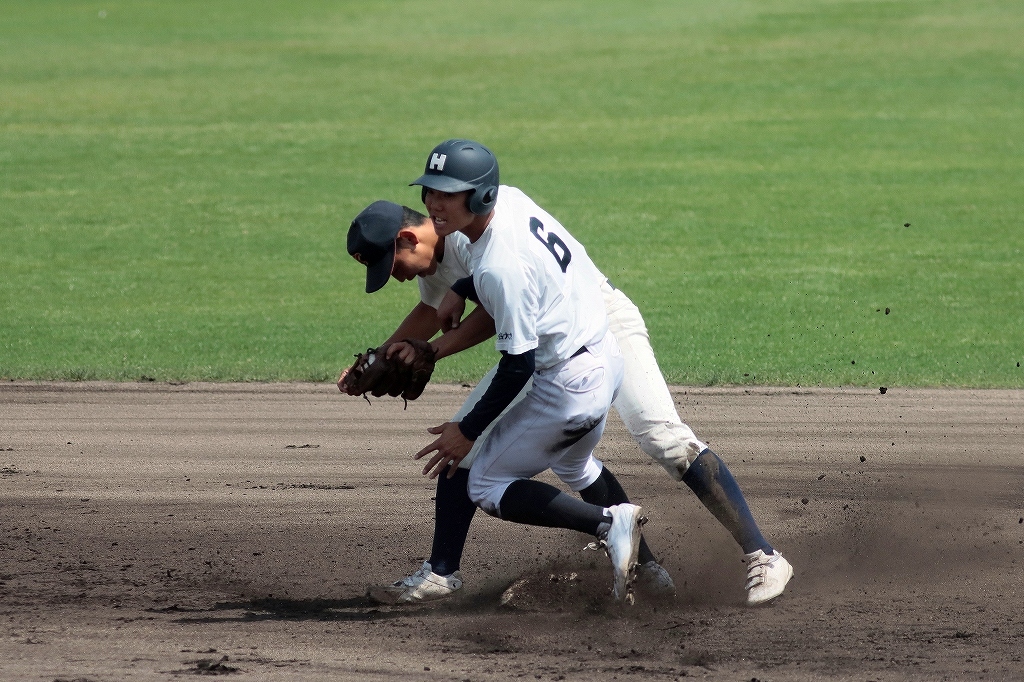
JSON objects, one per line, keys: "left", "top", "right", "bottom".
{"left": 427, "top": 467, "right": 477, "bottom": 576}
{"left": 579, "top": 467, "right": 657, "bottom": 565}
{"left": 682, "top": 449, "right": 773, "bottom": 555}
{"left": 498, "top": 479, "right": 608, "bottom": 536}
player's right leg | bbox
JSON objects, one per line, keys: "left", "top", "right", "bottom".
{"left": 579, "top": 467, "right": 657, "bottom": 564}
{"left": 681, "top": 448, "right": 794, "bottom": 605}
{"left": 495, "top": 479, "right": 643, "bottom": 602}
{"left": 578, "top": 466, "right": 675, "bottom": 597}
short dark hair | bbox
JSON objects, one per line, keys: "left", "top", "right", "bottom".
{"left": 401, "top": 205, "right": 428, "bottom": 229}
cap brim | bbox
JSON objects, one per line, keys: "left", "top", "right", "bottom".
{"left": 409, "top": 173, "right": 475, "bottom": 193}
{"left": 364, "top": 242, "right": 395, "bottom": 293}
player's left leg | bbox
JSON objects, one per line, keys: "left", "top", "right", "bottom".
{"left": 603, "top": 282, "right": 793, "bottom": 604}
{"left": 367, "top": 364, "right": 533, "bottom": 605}
{"left": 603, "top": 281, "right": 706, "bottom": 480}
{"left": 365, "top": 468, "right": 476, "bottom": 605}
{"left": 681, "top": 448, "right": 793, "bottom": 605}
{"left": 427, "top": 467, "right": 477, "bottom": 576}
{"left": 427, "top": 362, "right": 535, "bottom": 575}
{"left": 428, "top": 362, "right": 531, "bottom": 576}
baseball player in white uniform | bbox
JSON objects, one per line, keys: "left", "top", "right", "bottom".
{"left": 405, "top": 139, "right": 648, "bottom": 601}
{"left": 343, "top": 140, "right": 793, "bottom": 606}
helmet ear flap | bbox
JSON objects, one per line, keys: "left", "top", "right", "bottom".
{"left": 468, "top": 185, "right": 497, "bottom": 215}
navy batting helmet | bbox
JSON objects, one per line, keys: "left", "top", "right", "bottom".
{"left": 410, "top": 139, "right": 499, "bottom": 215}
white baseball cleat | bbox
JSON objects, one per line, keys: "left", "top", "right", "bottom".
{"left": 365, "top": 562, "right": 463, "bottom": 605}
{"left": 603, "top": 503, "right": 645, "bottom": 602}
{"left": 743, "top": 549, "right": 793, "bottom": 606}
{"left": 634, "top": 560, "right": 676, "bottom": 598}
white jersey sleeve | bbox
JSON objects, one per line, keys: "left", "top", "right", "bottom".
{"left": 474, "top": 253, "right": 540, "bottom": 356}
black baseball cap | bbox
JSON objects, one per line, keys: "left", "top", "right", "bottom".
{"left": 347, "top": 200, "right": 404, "bottom": 293}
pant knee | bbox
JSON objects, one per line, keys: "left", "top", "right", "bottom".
{"left": 632, "top": 423, "right": 706, "bottom": 480}
{"left": 467, "top": 473, "right": 504, "bottom": 517}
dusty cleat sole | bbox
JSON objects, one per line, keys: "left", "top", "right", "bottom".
{"left": 634, "top": 560, "right": 676, "bottom": 599}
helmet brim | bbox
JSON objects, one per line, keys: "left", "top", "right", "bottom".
{"left": 409, "top": 173, "right": 476, "bottom": 194}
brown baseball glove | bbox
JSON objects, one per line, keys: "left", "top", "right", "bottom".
{"left": 339, "top": 339, "right": 436, "bottom": 402}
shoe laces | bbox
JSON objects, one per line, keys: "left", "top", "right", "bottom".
{"left": 584, "top": 540, "right": 609, "bottom": 555}
{"left": 397, "top": 564, "right": 433, "bottom": 587}
{"left": 744, "top": 552, "right": 775, "bottom": 587}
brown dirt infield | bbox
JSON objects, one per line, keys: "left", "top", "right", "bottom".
{"left": 1, "top": 382, "right": 1022, "bottom": 681}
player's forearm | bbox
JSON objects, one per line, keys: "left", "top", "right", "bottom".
{"left": 432, "top": 306, "right": 496, "bottom": 361}
{"left": 458, "top": 349, "right": 535, "bottom": 441}
{"left": 383, "top": 301, "right": 442, "bottom": 345}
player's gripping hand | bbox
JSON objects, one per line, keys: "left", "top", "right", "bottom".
{"left": 385, "top": 339, "right": 436, "bottom": 365}
{"left": 437, "top": 290, "right": 467, "bottom": 332}
{"left": 415, "top": 421, "right": 473, "bottom": 479}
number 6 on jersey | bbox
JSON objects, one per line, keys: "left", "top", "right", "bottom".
{"left": 530, "top": 217, "right": 572, "bottom": 273}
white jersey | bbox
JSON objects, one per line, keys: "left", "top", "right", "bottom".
{"left": 415, "top": 189, "right": 705, "bottom": 482}
{"left": 465, "top": 186, "right": 607, "bottom": 370}
{"left": 417, "top": 232, "right": 474, "bottom": 309}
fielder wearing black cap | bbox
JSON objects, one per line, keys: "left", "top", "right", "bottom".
{"left": 347, "top": 200, "right": 405, "bottom": 293}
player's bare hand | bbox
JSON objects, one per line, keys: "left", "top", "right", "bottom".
{"left": 415, "top": 421, "right": 473, "bottom": 479}
{"left": 385, "top": 339, "right": 439, "bottom": 366}
{"left": 385, "top": 341, "right": 414, "bottom": 365}
{"left": 336, "top": 368, "right": 350, "bottom": 393}
{"left": 384, "top": 341, "right": 412, "bottom": 364}
{"left": 437, "top": 290, "right": 467, "bottom": 332}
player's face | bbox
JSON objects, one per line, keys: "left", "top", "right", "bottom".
{"left": 423, "top": 189, "right": 474, "bottom": 237}
{"left": 390, "top": 242, "right": 435, "bottom": 282}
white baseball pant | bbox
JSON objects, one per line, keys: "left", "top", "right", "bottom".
{"left": 466, "top": 331, "right": 624, "bottom": 516}
{"left": 452, "top": 281, "right": 706, "bottom": 480}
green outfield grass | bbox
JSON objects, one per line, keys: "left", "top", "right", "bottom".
{"left": 2, "top": 0, "right": 1022, "bottom": 386}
